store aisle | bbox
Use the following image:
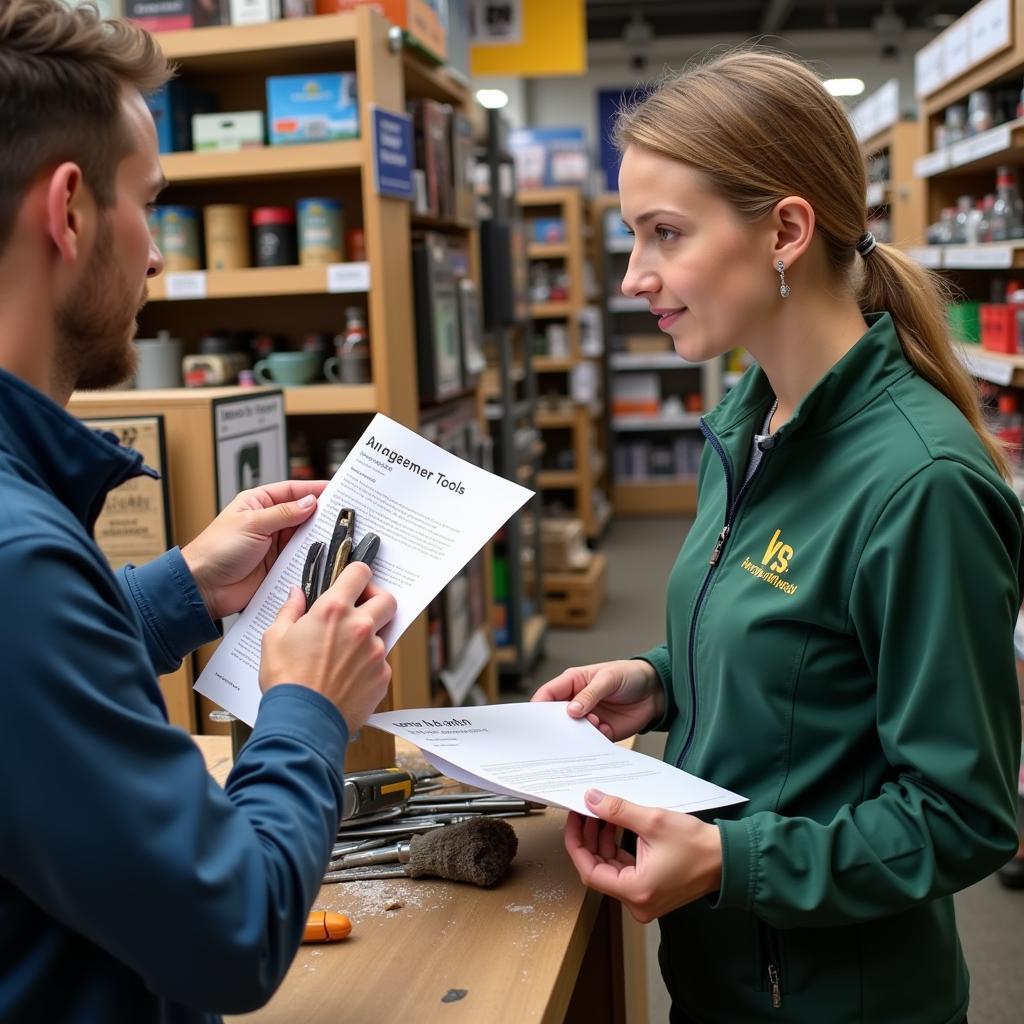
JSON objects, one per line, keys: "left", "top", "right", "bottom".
{"left": 510, "top": 517, "right": 1024, "bottom": 1024}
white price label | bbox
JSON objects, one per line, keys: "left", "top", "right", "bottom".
{"left": 164, "top": 272, "right": 207, "bottom": 299}
{"left": 914, "top": 150, "right": 950, "bottom": 178}
{"left": 950, "top": 124, "right": 1011, "bottom": 167}
{"left": 969, "top": 0, "right": 1012, "bottom": 65}
{"left": 944, "top": 245, "right": 1013, "bottom": 269}
{"left": 326, "top": 261, "right": 371, "bottom": 293}
{"left": 915, "top": 38, "right": 945, "bottom": 97}
{"left": 866, "top": 182, "right": 886, "bottom": 208}
{"left": 908, "top": 246, "right": 943, "bottom": 268}
{"left": 960, "top": 349, "right": 1014, "bottom": 385}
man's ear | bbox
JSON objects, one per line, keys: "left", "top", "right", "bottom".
{"left": 45, "top": 162, "right": 91, "bottom": 265}
{"left": 770, "top": 196, "right": 815, "bottom": 270}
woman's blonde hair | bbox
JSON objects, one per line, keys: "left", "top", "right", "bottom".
{"left": 615, "top": 50, "right": 1009, "bottom": 479}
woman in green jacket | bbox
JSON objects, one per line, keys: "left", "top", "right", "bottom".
{"left": 535, "top": 52, "right": 1023, "bottom": 1024}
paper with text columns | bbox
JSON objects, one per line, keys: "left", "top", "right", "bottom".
{"left": 195, "top": 413, "right": 533, "bottom": 725}
{"left": 368, "top": 702, "right": 746, "bottom": 817}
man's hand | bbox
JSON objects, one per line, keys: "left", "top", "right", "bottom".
{"left": 181, "top": 481, "right": 326, "bottom": 620}
{"left": 564, "top": 790, "right": 723, "bottom": 923}
{"left": 260, "top": 562, "right": 397, "bottom": 732}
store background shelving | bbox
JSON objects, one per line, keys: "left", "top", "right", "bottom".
{"left": 74, "top": 9, "right": 500, "bottom": 740}
{"left": 592, "top": 192, "right": 721, "bottom": 518}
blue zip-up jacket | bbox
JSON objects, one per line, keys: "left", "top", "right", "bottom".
{"left": 0, "top": 369, "right": 349, "bottom": 1022}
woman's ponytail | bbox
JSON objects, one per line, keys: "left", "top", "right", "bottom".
{"left": 859, "top": 245, "right": 1010, "bottom": 480}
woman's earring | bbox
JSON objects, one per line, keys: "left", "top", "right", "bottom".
{"left": 776, "top": 260, "right": 790, "bottom": 298}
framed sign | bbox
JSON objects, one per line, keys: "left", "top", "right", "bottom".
{"left": 212, "top": 392, "right": 287, "bottom": 511}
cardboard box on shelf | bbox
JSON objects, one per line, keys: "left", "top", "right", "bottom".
{"left": 124, "top": 0, "right": 228, "bottom": 31}
{"left": 623, "top": 334, "right": 673, "bottom": 354}
{"left": 315, "top": 0, "right": 447, "bottom": 62}
{"left": 266, "top": 73, "right": 359, "bottom": 145}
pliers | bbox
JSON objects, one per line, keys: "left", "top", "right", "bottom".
{"left": 301, "top": 506, "right": 381, "bottom": 607}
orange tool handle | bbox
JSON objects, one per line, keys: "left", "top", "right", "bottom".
{"left": 303, "top": 910, "right": 352, "bottom": 943}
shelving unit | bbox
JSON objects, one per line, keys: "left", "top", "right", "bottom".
{"left": 910, "top": 0, "right": 1023, "bottom": 486}
{"left": 519, "top": 187, "right": 610, "bottom": 541}
{"left": 592, "top": 193, "right": 721, "bottom": 518}
{"left": 479, "top": 109, "right": 547, "bottom": 678}
{"left": 72, "top": 9, "right": 498, "bottom": 727}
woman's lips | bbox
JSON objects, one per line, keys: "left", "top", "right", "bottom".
{"left": 652, "top": 307, "right": 686, "bottom": 330}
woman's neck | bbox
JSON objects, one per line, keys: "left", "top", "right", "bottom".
{"left": 749, "top": 292, "right": 870, "bottom": 433}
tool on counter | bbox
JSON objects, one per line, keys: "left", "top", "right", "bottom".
{"left": 303, "top": 910, "right": 352, "bottom": 943}
{"left": 332, "top": 813, "right": 485, "bottom": 842}
{"left": 323, "top": 817, "right": 518, "bottom": 888}
{"left": 301, "top": 506, "right": 380, "bottom": 607}
{"left": 402, "top": 798, "right": 539, "bottom": 816}
{"left": 341, "top": 767, "right": 414, "bottom": 821}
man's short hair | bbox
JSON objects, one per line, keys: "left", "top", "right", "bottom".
{"left": 0, "top": 0, "right": 171, "bottom": 255}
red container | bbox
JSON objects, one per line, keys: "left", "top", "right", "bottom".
{"left": 980, "top": 304, "right": 1019, "bottom": 353}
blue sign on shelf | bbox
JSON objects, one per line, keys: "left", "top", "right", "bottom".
{"left": 372, "top": 106, "right": 415, "bottom": 201}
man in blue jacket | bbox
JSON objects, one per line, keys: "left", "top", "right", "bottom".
{"left": 0, "top": 3, "right": 397, "bottom": 1020}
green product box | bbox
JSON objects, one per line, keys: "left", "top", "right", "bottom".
{"left": 948, "top": 301, "right": 980, "bottom": 344}
{"left": 492, "top": 555, "right": 508, "bottom": 601}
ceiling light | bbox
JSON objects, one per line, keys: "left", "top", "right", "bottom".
{"left": 824, "top": 78, "right": 866, "bottom": 97}
{"left": 475, "top": 89, "right": 509, "bottom": 109}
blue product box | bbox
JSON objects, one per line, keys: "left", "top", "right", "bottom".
{"left": 532, "top": 217, "right": 565, "bottom": 243}
{"left": 265, "top": 73, "right": 359, "bottom": 146}
{"left": 146, "top": 81, "right": 215, "bottom": 154}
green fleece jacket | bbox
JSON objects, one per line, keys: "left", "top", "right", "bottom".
{"left": 639, "top": 313, "right": 1022, "bottom": 1024}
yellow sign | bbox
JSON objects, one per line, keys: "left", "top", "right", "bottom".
{"left": 470, "top": 0, "right": 586, "bottom": 77}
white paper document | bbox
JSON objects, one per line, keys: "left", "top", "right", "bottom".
{"left": 368, "top": 702, "right": 746, "bottom": 817}
{"left": 195, "top": 414, "right": 533, "bottom": 725}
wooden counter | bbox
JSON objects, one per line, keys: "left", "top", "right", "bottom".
{"left": 194, "top": 736, "right": 627, "bottom": 1024}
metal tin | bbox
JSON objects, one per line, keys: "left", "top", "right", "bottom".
{"left": 160, "top": 205, "right": 201, "bottom": 271}
{"left": 296, "top": 197, "right": 344, "bottom": 265}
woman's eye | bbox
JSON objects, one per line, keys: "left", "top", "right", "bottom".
{"left": 655, "top": 226, "right": 678, "bottom": 242}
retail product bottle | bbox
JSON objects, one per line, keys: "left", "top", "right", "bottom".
{"left": 990, "top": 167, "right": 1024, "bottom": 241}
{"left": 325, "top": 307, "right": 371, "bottom": 384}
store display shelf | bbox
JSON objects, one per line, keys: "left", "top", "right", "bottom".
{"left": 957, "top": 346, "right": 1024, "bottom": 387}
{"left": 535, "top": 408, "right": 579, "bottom": 428}
{"left": 496, "top": 614, "right": 546, "bottom": 668}
{"left": 538, "top": 469, "right": 581, "bottom": 488}
{"left": 283, "top": 383, "right": 377, "bottom": 415}
{"left": 914, "top": 118, "right": 1024, "bottom": 179}
{"left": 484, "top": 397, "right": 533, "bottom": 422}
{"left": 908, "top": 242, "right": 1024, "bottom": 270}
{"left": 161, "top": 141, "right": 362, "bottom": 185}
{"left": 401, "top": 50, "right": 469, "bottom": 107}
{"left": 148, "top": 262, "right": 370, "bottom": 301}
{"left": 533, "top": 356, "right": 575, "bottom": 372}
{"left": 410, "top": 212, "right": 474, "bottom": 233}
{"left": 519, "top": 188, "right": 579, "bottom": 207}
{"left": 606, "top": 236, "right": 633, "bottom": 254}
{"left": 530, "top": 301, "right": 574, "bottom": 318}
{"left": 528, "top": 242, "right": 570, "bottom": 259}
{"left": 612, "top": 478, "right": 698, "bottom": 515}
{"left": 156, "top": 12, "right": 358, "bottom": 73}
{"left": 613, "top": 413, "right": 703, "bottom": 431}
{"left": 608, "top": 296, "right": 649, "bottom": 313}
{"left": 610, "top": 352, "right": 692, "bottom": 369}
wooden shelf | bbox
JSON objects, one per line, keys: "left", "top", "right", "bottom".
{"left": 161, "top": 141, "right": 362, "bottom": 185}
{"left": 530, "top": 301, "right": 574, "bottom": 318}
{"left": 533, "top": 356, "right": 575, "bottom": 372}
{"left": 612, "top": 413, "right": 703, "bottom": 432}
{"left": 957, "top": 346, "right": 1024, "bottom": 387}
{"left": 282, "top": 383, "right": 377, "bottom": 415}
{"left": 613, "top": 478, "right": 698, "bottom": 516}
{"left": 528, "top": 242, "right": 570, "bottom": 259}
{"left": 909, "top": 241, "right": 1024, "bottom": 270}
{"left": 401, "top": 50, "right": 469, "bottom": 106}
{"left": 155, "top": 13, "right": 357, "bottom": 73}
{"left": 610, "top": 352, "right": 692, "bottom": 369}
{"left": 914, "top": 118, "right": 1024, "bottom": 179}
{"left": 519, "top": 188, "right": 580, "bottom": 207}
{"left": 608, "top": 296, "right": 648, "bottom": 313}
{"left": 411, "top": 212, "right": 475, "bottom": 233}
{"left": 148, "top": 262, "right": 370, "bottom": 301}
{"left": 538, "top": 469, "right": 581, "bottom": 489}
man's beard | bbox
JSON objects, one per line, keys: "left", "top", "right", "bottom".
{"left": 55, "top": 215, "right": 146, "bottom": 392}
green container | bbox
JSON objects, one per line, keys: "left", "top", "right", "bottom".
{"left": 948, "top": 301, "right": 981, "bottom": 344}
{"left": 492, "top": 556, "right": 508, "bottom": 601}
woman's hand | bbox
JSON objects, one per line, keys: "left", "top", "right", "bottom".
{"left": 532, "top": 659, "right": 664, "bottom": 741}
{"left": 565, "top": 790, "right": 723, "bottom": 923}
{"left": 181, "top": 481, "right": 327, "bottom": 620}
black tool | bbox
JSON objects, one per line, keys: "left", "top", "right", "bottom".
{"left": 340, "top": 767, "right": 414, "bottom": 821}
{"left": 301, "top": 541, "right": 326, "bottom": 607}
{"left": 349, "top": 532, "right": 380, "bottom": 568}
{"left": 300, "top": 503, "right": 382, "bottom": 607}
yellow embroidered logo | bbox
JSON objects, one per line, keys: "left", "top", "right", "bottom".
{"left": 761, "top": 529, "right": 793, "bottom": 574}
{"left": 740, "top": 529, "right": 798, "bottom": 595}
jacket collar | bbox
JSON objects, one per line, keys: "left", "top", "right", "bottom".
{"left": 704, "top": 312, "right": 913, "bottom": 447}
{"left": 0, "top": 368, "right": 156, "bottom": 532}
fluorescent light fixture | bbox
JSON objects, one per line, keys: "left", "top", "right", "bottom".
{"left": 824, "top": 78, "right": 866, "bottom": 97}
{"left": 475, "top": 88, "right": 509, "bottom": 109}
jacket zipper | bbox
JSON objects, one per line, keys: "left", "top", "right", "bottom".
{"left": 675, "top": 419, "right": 770, "bottom": 768}
{"left": 760, "top": 921, "right": 783, "bottom": 1009}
